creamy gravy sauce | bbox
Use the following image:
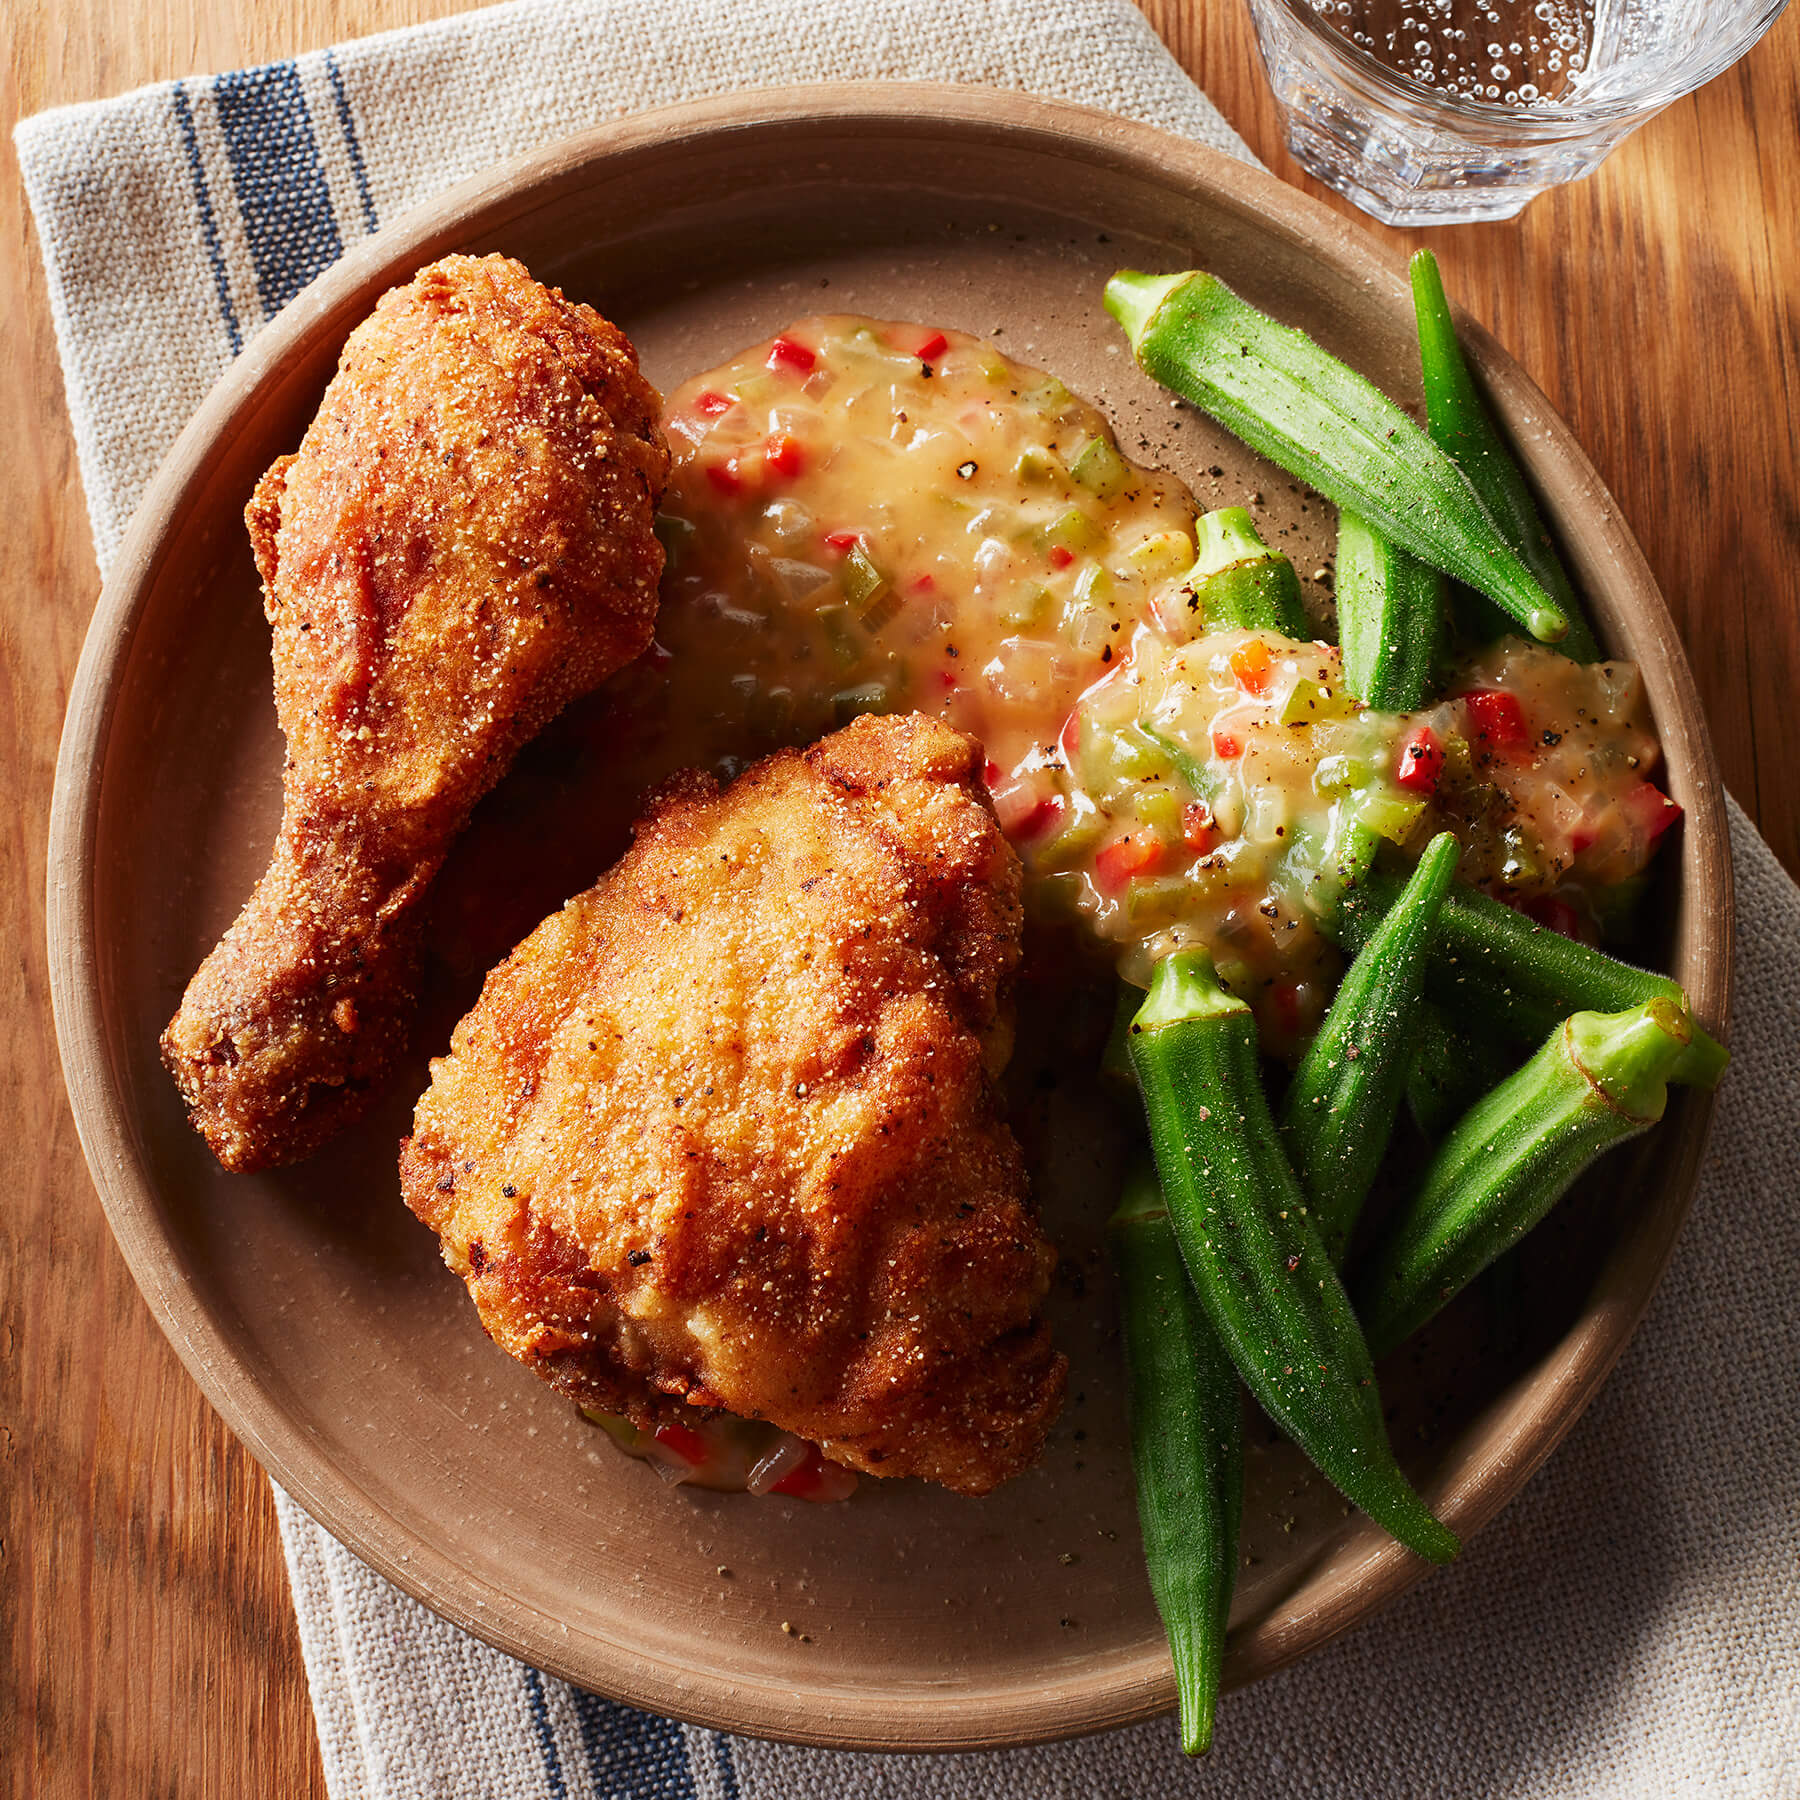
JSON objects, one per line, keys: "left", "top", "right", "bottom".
{"left": 624, "top": 314, "right": 1672, "bottom": 1050}
{"left": 1048, "top": 627, "right": 1667, "bottom": 1044}
{"left": 640, "top": 315, "right": 1200, "bottom": 781}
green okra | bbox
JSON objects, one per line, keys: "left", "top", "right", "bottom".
{"left": 1445, "top": 578, "right": 1514, "bottom": 649}
{"left": 1410, "top": 250, "right": 1602, "bottom": 662}
{"left": 1103, "top": 269, "right": 1569, "bottom": 644}
{"left": 1334, "top": 509, "right": 1446, "bottom": 712}
{"left": 1102, "top": 983, "right": 1143, "bottom": 1089}
{"left": 1478, "top": 1245, "right": 1528, "bottom": 1360}
{"left": 1287, "top": 815, "right": 1383, "bottom": 945}
{"left": 1180, "top": 507, "right": 1311, "bottom": 639}
{"left": 1280, "top": 832, "right": 1460, "bottom": 1266}
{"left": 1109, "top": 1164, "right": 1243, "bottom": 1756}
{"left": 1332, "top": 865, "right": 1728, "bottom": 1090}
{"left": 1128, "top": 951, "right": 1459, "bottom": 1565}
{"left": 1358, "top": 998, "right": 1693, "bottom": 1355}
{"left": 1405, "top": 998, "right": 1523, "bottom": 1141}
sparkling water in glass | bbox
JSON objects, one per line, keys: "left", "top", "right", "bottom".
{"left": 1245, "top": 0, "right": 1790, "bottom": 224}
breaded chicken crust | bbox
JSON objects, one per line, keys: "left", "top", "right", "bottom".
{"left": 400, "top": 712, "right": 1067, "bottom": 1496}
{"left": 163, "top": 254, "right": 670, "bottom": 1172}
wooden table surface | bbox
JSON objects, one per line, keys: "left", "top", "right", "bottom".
{"left": 4, "top": 2, "right": 1796, "bottom": 1793}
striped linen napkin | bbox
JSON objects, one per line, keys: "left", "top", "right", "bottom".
{"left": 18, "top": 2, "right": 1800, "bottom": 1795}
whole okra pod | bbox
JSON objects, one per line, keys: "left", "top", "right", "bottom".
{"left": 1280, "top": 832, "right": 1460, "bottom": 1265}
{"left": 1405, "top": 998, "right": 1522, "bottom": 1140}
{"left": 1103, "top": 269, "right": 1569, "bottom": 644}
{"left": 1334, "top": 508, "right": 1447, "bottom": 712}
{"left": 1181, "top": 507, "right": 1311, "bottom": 639}
{"left": 1357, "top": 998, "right": 1694, "bottom": 1355}
{"left": 1109, "top": 1164, "right": 1243, "bottom": 1756}
{"left": 1129, "top": 950, "right": 1459, "bottom": 1565}
{"left": 1332, "top": 865, "right": 1728, "bottom": 1089}
{"left": 1410, "top": 250, "right": 1601, "bottom": 662}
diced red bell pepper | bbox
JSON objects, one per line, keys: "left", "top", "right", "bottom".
{"left": 1229, "top": 638, "right": 1272, "bottom": 696}
{"left": 912, "top": 331, "right": 949, "bottom": 363}
{"left": 1394, "top": 724, "right": 1445, "bottom": 794}
{"left": 1268, "top": 977, "right": 1304, "bottom": 1036}
{"left": 823, "top": 529, "right": 865, "bottom": 554}
{"left": 1461, "top": 689, "right": 1531, "bottom": 753}
{"left": 653, "top": 1422, "right": 708, "bottom": 1466}
{"left": 1522, "top": 894, "right": 1584, "bottom": 940}
{"left": 993, "top": 792, "right": 1058, "bottom": 838}
{"left": 1182, "top": 802, "right": 1217, "bottom": 854}
{"left": 767, "top": 335, "right": 817, "bottom": 375}
{"left": 1058, "top": 709, "right": 1083, "bottom": 768}
{"left": 1094, "top": 834, "right": 1168, "bottom": 894}
{"left": 764, "top": 433, "right": 805, "bottom": 478}
{"left": 983, "top": 758, "right": 1003, "bottom": 787}
{"left": 1211, "top": 727, "right": 1242, "bottom": 760}
{"left": 911, "top": 572, "right": 937, "bottom": 593}
{"left": 937, "top": 667, "right": 959, "bottom": 692}
{"left": 1048, "top": 545, "right": 1075, "bottom": 570}
{"left": 771, "top": 1446, "right": 857, "bottom": 1502}
{"left": 694, "top": 389, "right": 735, "bottom": 417}
{"left": 1621, "top": 780, "right": 1683, "bottom": 846}
{"left": 771, "top": 1448, "right": 826, "bottom": 1497}
{"left": 704, "top": 459, "right": 743, "bottom": 497}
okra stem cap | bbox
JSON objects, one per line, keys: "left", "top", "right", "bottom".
{"left": 1191, "top": 505, "right": 1277, "bottom": 578}
{"left": 1107, "top": 1160, "right": 1172, "bottom": 1229}
{"left": 1104, "top": 269, "right": 1193, "bottom": 352}
{"left": 1566, "top": 997, "right": 1689, "bottom": 1121}
{"left": 1133, "top": 948, "right": 1248, "bottom": 1032}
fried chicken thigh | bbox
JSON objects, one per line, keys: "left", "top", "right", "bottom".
{"left": 163, "top": 254, "right": 670, "bottom": 1172}
{"left": 400, "top": 713, "right": 1067, "bottom": 1495}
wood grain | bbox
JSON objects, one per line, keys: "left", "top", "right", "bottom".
{"left": 2, "top": 1, "right": 1794, "bottom": 1795}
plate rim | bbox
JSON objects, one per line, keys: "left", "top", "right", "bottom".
{"left": 46, "top": 81, "right": 1733, "bottom": 1751}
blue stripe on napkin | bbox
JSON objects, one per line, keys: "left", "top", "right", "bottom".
{"left": 164, "top": 52, "right": 382, "bottom": 398}
{"left": 213, "top": 61, "right": 344, "bottom": 318}
{"left": 170, "top": 83, "right": 243, "bottom": 356}
{"left": 322, "top": 50, "right": 380, "bottom": 235}
{"left": 525, "top": 1666, "right": 572, "bottom": 1799}
{"left": 710, "top": 1731, "right": 741, "bottom": 1799}
{"left": 526, "top": 1663, "right": 716, "bottom": 1800}
{"left": 571, "top": 1690, "right": 699, "bottom": 1798}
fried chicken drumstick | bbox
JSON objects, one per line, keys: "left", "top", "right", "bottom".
{"left": 163, "top": 254, "right": 670, "bottom": 1172}
{"left": 400, "top": 713, "right": 1067, "bottom": 1496}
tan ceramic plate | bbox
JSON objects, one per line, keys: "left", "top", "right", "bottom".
{"left": 48, "top": 87, "right": 1731, "bottom": 1750}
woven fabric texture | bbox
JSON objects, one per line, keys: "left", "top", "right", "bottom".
{"left": 18, "top": 1, "right": 1797, "bottom": 1794}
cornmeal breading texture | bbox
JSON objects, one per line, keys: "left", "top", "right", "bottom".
{"left": 163, "top": 254, "right": 669, "bottom": 1172}
{"left": 401, "top": 712, "right": 1067, "bottom": 1496}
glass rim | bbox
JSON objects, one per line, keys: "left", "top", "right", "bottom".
{"left": 1254, "top": 0, "right": 1792, "bottom": 131}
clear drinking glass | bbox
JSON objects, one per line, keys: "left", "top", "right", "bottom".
{"left": 1244, "top": 0, "right": 1791, "bottom": 225}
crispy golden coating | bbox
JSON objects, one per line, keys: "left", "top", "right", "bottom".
{"left": 163, "top": 254, "right": 670, "bottom": 1172}
{"left": 400, "top": 712, "right": 1066, "bottom": 1496}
